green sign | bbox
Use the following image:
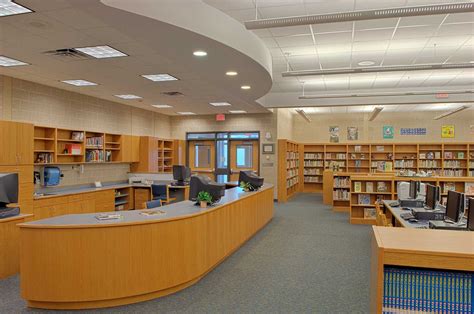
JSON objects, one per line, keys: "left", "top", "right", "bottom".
{"left": 383, "top": 126, "right": 394, "bottom": 139}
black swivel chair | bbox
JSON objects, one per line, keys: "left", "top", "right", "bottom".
{"left": 151, "top": 184, "right": 169, "bottom": 203}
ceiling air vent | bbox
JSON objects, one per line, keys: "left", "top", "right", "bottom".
{"left": 43, "top": 48, "right": 91, "bottom": 60}
{"left": 161, "top": 91, "right": 184, "bottom": 96}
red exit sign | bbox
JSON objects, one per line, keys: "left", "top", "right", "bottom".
{"left": 435, "top": 93, "right": 449, "bottom": 99}
{"left": 216, "top": 114, "right": 225, "bottom": 121}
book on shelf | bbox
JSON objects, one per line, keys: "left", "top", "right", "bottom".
{"left": 333, "top": 189, "right": 349, "bottom": 201}
{"left": 444, "top": 151, "right": 453, "bottom": 159}
{"left": 442, "top": 182, "right": 456, "bottom": 194}
{"left": 464, "top": 182, "right": 474, "bottom": 195}
{"left": 366, "top": 182, "right": 374, "bottom": 193}
{"left": 353, "top": 182, "right": 362, "bottom": 193}
{"left": 457, "top": 152, "right": 464, "bottom": 159}
{"left": 434, "top": 151, "right": 441, "bottom": 159}
{"left": 35, "top": 153, "right": 53, "bottom": 164}
{"left": 354, "top": 145, "right": 361, "bottom": 152}
{"left": 64, "top": 144, "right": 81, "bottom": 155}
{"left": 86, "top": 150, "right": 104, "bottom": 162}
{"left": 376, "top": 182, "right": 388, "bottom": 192}
{"left": 358, "top": 194, "right": 371, "bottom": 205}
{"left": 334, "top": 176, "right": 349, "bottom": 188}
{"left": 419, "top": 153, "right": 426, "bottom": 159}
{"left": 86, "top": 136, "right": 103, "bottom": 147}
{"left": 71, "top": 131, "right": 84, "bottom": 141}
{"left": 375, "top": 145, "right": 385, "bottom": 152}
{"left": 364, "top": 208, "right": 376, "bottom": 219}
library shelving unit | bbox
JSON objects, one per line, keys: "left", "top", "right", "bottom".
{"left": 469, "top": 147, "right": 474, "bottom": 177}
{"left": 85, "top": 131, "right": 105, "bottom": 163}
{"left": 324, "top": 144, "right": 347, "bottom": 172}
{"left": 105, "top": 133, "right": 122, "bottom": 162}
{"left": 278, "top": 139, "right": 302, "bottom": 202}
{"left": 418, "top": 143, "right": 442, "bottom": 176}
{"left": 332, "top": 173, "right": 351, "bottom": 212}
{"left": 303, "top": 144, "right": 324, "bottom": 192}
{"left": 160, "top": 139, "right": 175, "bottom": 173}
{"left": 56, "top": 128, "right": 85, "bottom": 164}
{"left": 442, "top": 143, "right": 468, "bottom": 177}
{"left": 350, "top": 175, "right": 393, "bottom": 225}
{"left": 393, "top": 144, "right": 417, "bottom": 171}
{"left": 348, "top": 144, "right": 370, "bottom": 173}
{"left": 33, "top": 126, "right": 56, "bottom": 165}
{"left": 370, "top": 144, "right": 394, "bottom": 173}
{"left": 114, "top": 187, "right": 134, "bottom": 211}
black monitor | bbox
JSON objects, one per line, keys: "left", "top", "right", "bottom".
{"left": 445, "top": 190, "right": 465, "bottom": 223}
{"left": 468, "top": 198, "right": 474, "bottom": 231}
{"left": 189, "top": 175, "right": 226, "bottom": 204}
{"left": 173, "top": 165, "right": 191, "bottom": 185}
{"left": 425, "top": 184, "right": 439, "bottom": 210}
{"left": 409, "top": 181, "right": 419, "bottom": 199}
{"left": 238, "top": 171, "right": 264, "bottom": 191}
{"left": 0, "top": 173, "right": 18, "bottom": 208}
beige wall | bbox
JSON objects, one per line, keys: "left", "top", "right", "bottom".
{"left": 292, "top": 110, "right": 474, "bottom": 143}
{"left": 276, "top": 108, "right": 294, "bottom": 140}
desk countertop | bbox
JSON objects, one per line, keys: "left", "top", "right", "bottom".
{"left": 22, "top": 184, "right": 273, "bottom": 228}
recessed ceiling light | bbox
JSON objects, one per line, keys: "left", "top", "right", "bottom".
{"left": 74, "top": 45, "right": 127, "bottom": 59}
{"left": 177, "top": 112, "right": 196, "bottom": 115}
{"left": 0, "top": 55, "right": 28, "bottom": 67}
{"left": 193, "top": 50, "right": 207, "bottom": 57}
{"left": 152, "top": 104, "right": 172, "bottom": 108}
{"left": 358, "top": 60, "right": 376, "bottom": 66}
{"left": 142, "top": 74, "right": 178, "bottom": 82}
{"left": 61, "top": 79, "right": 97, "bottom": 86}
{"left": 114, "top": 94, "right": 142, "bottom": 99}
{"left": 0, "top": 1, "right": 32, "bottom": 17}
{"left": 210, "top": 102, "right": 232, "bottom": 107}
{"left": 229, "top": 110, "right": 247, "bottom": 114}
{"left": 241, "top": 85, "right": 251, "bottom": 90}
{"left": 226, "top": 71, "right": 238, "bottom": 76}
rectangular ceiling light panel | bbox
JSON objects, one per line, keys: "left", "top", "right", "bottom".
{"left": 177, "top": 112, "right": 196, "bottom": 115}
{"left": 115, "top": 94, "right": 142, "bottom": 99}
{"left": 0, "top": 55, "right": 28, "bottom": 66}
{"left": 0, "top": 1, "right": 32, "bottom": 17}
{"left": 74, "top": 45, "right": 127, "bottom": 59}
{"left": 229, "top": 110, "right": 247, "bottom": 114}
{"left": 152, "top": 104, "right": 172, "bottom": 108}
{"left": 142, "top": 74, "right": 178, "bottom": 81}
{"left": 210, "top": 102, "right": 232, "bottom": 107}
{"left": 61, "top": 79, "right": 97, "bottom": 86}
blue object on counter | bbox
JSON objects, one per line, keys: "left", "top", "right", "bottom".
{"left": 43, "top": 167, "right": 61, "bottom": 187}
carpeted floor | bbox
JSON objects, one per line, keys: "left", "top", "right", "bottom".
{"left": 0, "top": 193, "right": 372, "bottom": 313}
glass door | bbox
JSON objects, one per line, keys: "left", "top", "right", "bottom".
{"left": 229, "top": 140, "right": 259, "bottom": 181}
{"left": 188, "top": 140, "right": 215, "bottom": 179}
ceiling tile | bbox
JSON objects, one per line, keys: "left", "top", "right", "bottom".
{"left": 398, "top": 14, "right": 447, "bottom": 27}
{"left": 354, "top": 28, "right": 395, "bottom": 41}
{"left": 203, "top": 0, "right": 255, "bottom": 11}
{"left": 304, "top": 1, "right": 355, "bottom": 14}
{"left": 270, "top": 25, "right": 311, "bottom": 37}
{"left": 259, "top": 5, "right": 307, "bottom": 19}
{"left": 355, "top": 0, "right": 405, "bottom": 10}
{"left": 314, "top": 32, "right": 353, "bottom": 44}
{"left": 280, "top": 45, "right": 316, "bottom": 56}
{"left": 275, "top": 35, "right": 314, "bottom": 47}
{"left": 352, "top": 41, "right": 390, "bottom": 52}
{"left": 312, "top": 22, "right": 353, "bottom": 33}
{"left": 393, "top": 26, "right": 436, "bottom": 39}
{"left": 354, "top": 18, "right": 399, "bottom": 31}
{"left": 443, "top": 12, "right": 474, "bottom": 24}
{"left": 437, "top": 24, "right": 474, "bottom": 37}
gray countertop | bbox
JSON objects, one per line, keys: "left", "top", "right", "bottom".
{"left": 22, "top": 183, "right": 273, "bottom": 228}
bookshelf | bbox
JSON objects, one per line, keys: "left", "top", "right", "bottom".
{"left": 160, "top": 140, "right": 174, "bottom": 173}
{"left": 393, "top": 144, "right": 417, "bottom": 171}
{"left": 370, "top": 144, "right": 394, "bottom": 173}
{"left": 85, "top": 131, "right": 104, "bottom": 162}
{"left": 278, "top": 139, "right": 302, "bottom": 202}
{"left": 56, "top": 128, "right": 85, "bottom": 164}
{"left": 33, "top": 126, "right": 56, "bottom": 165}
{"left": 418, "top": 143, "right": 442, "bottom": 175}
{"left": 442, "top": 143, "right": 468, "bottom": 177}
{"left": 303, "top": 144, "right": 324, "bottom": 192}
{"left": 114, "top": 187, "right": 133, "bottom": 211}
{"left": 105, "top": 133, "right": 122, "bottom": 162}
{"left": 332, "top": 173, "right": 350, "bottom": 212}
{"left": 324, "top": 144, "right": 347, "bottom": 172}
{"left": 348, "top": 144, "right": 370, "bottom": 173}
{"left": 469, "top": 147, "right": 474, "bottom": 177}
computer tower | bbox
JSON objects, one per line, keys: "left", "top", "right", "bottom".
{"left": 411, "top": 208, "right": 445, "bottom": 221}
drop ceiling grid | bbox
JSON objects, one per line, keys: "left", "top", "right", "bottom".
{"left": 206, "top": 0, "right": 474, "bottom": 94}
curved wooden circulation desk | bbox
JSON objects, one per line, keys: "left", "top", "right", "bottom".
{"left": 20, "top": 184, "right": 274, "bottom": 310}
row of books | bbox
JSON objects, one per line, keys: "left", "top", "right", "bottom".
{"left": 358, "top": 194, "right": 388, "bottom": 205}
{"left": 443, "top": 160, "right": 464, "bottom": 168}
{"left": 325, "top": 153, "right": 346, "bottom": 160}
{"left": 304, "top": 153, "right": 323, "bottom": 159}
{"left": 325, "top": 161, "right": 345, "bottom": 168}
{"left": 353, "top": 181, "right": 389, "bottom": 193}
{"left": 469, "top": 161, "right": 474, "bottom": 168}
{"left": 304, "top": 160, "right": 323, "bottom": 167}
{"left": 443, "top": 169, "right": 465, "bottom": 177}
{"left": 287, "top": 169, "right": 298, "bottom": 179}
{"left": 394, "top": 160, "right": 415, "bottom": 168}
{"left": 444, "top": 151, "right": 465, "bottom": 159}
{"left": 349, "top": 153, "right": 367, "bottom": 160}
{"left": 86, "top": 150, "right": 105, "bottom": 162}
{"left": 86, "top": 136, "right": 103, "bottom": 147}
{"left": 419, "top": 151, "right": 441, "bottom": 160}
{"left": 286, "top": 176, "right": 298, "bottom": 188}
{"left": 333, "top": 189, "right": 349, "bottom": 201}
{"left": 470, "top": 170, "right": 474, "bottom": 177}
{"left": 35, "top": 152, "right": 54, "bottom": 164}
{"left": 304, "top": 176, "right": 320, "bottom": 183}
{"left": 303, "top": 168, "right": 321, "bottom": 175}
{"left": 442, "top": 182, "right": 456, "bottom": 194}
{"left": 383, "top": 266, "right": 472, "bottom": 313}
{"left": 419, "top": 160, "right": 440, "bottom": 168}
{"left": 286, "top": 152, "right": 299, "bottom": 160}
{"left": 371, "top": 161, "right": 393, "bottom": 171}
{"left": 287, "top": 160, "right": 299, "bottom": 169}
{"left": 334, "top": 176, "right": 350, "bottom": 188}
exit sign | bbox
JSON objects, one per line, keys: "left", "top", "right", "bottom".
{"left": 216, "top": 114, "right": 225, "bottom": 121}
{"left": 436, "top": 93, "right": 449, "bottom": 99}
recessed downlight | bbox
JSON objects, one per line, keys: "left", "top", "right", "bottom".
{"left": 61, "top": 80, "right": 97, "bottom": 86}
{"left": 229, "top": 110, "right": 247, "bottom": 114}
{"left": 114, "top": 94, "right": 142, "bottom": 99}
{"left": 152, "top": 104, "right": 173, "bottom": 108}
{"left": 193, "top": 50, "right": 207, "bottom": 57}
{"left": 226, "top": 71, "right": 238, "bottom": 76}
{"left": 358, "top": 60, "right": 376, "bottom": 66}
{"left": 0, "top": 55, "right": 29, "bottom": 67}
{"left": 241, "top": 85, "right": 251, "bottom": 90}
{"left": 74, "top": 45, "right": 127, "bottom": 59}
{"left": 177, "top": 112, "right": 196, "bottom": 115}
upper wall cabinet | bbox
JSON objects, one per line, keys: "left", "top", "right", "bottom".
{"left": 0, "top": 121, "right": 33, "bottom": 165}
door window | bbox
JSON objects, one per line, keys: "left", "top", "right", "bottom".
{"left": 236, "top": 145, "right": 253, "bottom": 168}
{"left": 195, "top": 145, "right": 211, "bottom": 168}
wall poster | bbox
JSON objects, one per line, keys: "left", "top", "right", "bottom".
{"left": 347, "top": 126, "right": 358, "bottom": 141}
{"left": 329, "top": 126, "right": 339, "bottom": 143}
{"left": 441, "top": 125, "right": 455, "bottom": 138}
{"left": 383, "top": 126, "right": 394, "bottom": 139}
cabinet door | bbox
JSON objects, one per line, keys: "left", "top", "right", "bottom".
{"left": 16, "top": 122, "right": 33, "bottom": 165}
{"left": 0, "top": 121, "right": 18, "bottom": 165}
{"left": 131, "top": 136, "right": 140, "bottom": 163}
{"left": 120, "top": 135, "right": 132, "bottom": 162}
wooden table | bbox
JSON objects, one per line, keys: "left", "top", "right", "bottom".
{"left": 19, "top": 184, "right": 274, "bottom": 309}
{"left": 370, "top": 226, "right": 474, "bottom": 313}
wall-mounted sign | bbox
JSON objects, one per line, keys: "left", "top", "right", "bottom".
{"left": 347, "top": 126, "right": 358, "bottom": 141}
{"left": 216, "top": 114, "right": 225, "bottom": 121}
{"left": 441, "top": 125, "right": 455, "bottom": 138}
{"left": 400, "top": 128, "right": 427, "bottom": 135}
{"left": 383, "top": 126, "right": 394, "bottom": 139}
{"left": 262, "top": 144, "right": 274, "bottom": 154}
{"left": 329, "top": 126, "right": 339, "bottom": 143}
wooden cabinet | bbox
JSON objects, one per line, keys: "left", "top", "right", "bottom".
{"left": 131, "top": 136, "right": 140, "bottom": 162}
{"left": 120, "top": 135, "right": 140, "bottom": 163}
{"left": 131, "top": 136, "right": 158, "bottom": 172}
{"left": 0, "top": 121, "right": 33, "bottom": 165}
{"left": 0, "top": 215, "right": 32, "bottom": 279}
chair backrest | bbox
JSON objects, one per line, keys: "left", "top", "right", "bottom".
{"left": 151, "top": 184, "right": 167, "bottom": 197}
{"left": 145, "top": 199, "right": 162, "bottom": 209}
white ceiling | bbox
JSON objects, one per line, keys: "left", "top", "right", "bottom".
{"left": 204, "top": 0, "right": 474, "bottom": 111}
{"left": 0, "top": 0, "right": 273, "bottom": 115}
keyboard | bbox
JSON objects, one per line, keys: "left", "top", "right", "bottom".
{"left": 416, "top": 226, "right": 428, "bottom": 229}
{"left": 400, "top": 212, "right": 415, "bottom": 220}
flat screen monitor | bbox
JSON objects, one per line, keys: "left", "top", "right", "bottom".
{"left": 189, "top": 175, "right": 226, "bottom": 204}
{"left": 445, "top": 190, "right": 464, "bottom": 223}
{"left": 409, "top": 181, "right": 419, "bottom": 199}
{"left": 468, "top": 198, "right": 474, "bottom": 231}
{"left": 238, "top": 171, "right": 264, "bottom": 190}
{"left": 173, "top": 165, "right": 191, "bottom": 185}
{"left": 0, "top": 173, "right": 18, "bottom": 207}
{"left": 425, "top": 184, "right": 439, "bottom": 210}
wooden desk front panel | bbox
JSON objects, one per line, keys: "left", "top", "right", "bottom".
{"left": 20, "top": 187, "right": 274, "bottom": 309}
{"left": 0, "top": 216, "right": 30, "bottom": 279}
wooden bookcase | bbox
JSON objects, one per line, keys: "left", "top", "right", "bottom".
{"left": 33, "top": 126, "right": 56, "bottom": 165}
{"left": 347, "top": 144, "right": 370, "bottom": 173}
{"left": 132, "top": 137, "right": 177, "bottom": 173}
{"left": 469, "top": 145, "right": 474, "bottom": 177}
{"left": 442, "top": 143, "right": 468, "bottom": 177}
{"left": 370, "top": 144, "right": 394, "bottom": 172}
{"left": 303, "top": 144, "right": 324, "bottom": 192}
{"left": 324, "top": 144, "right": 347, "bottom": 172}
{"left": 105, "top": 133, "right": 122, "bottom": 162}
{"left": 332, "top": 173, "right": 351, "bottom": 212}
{"left": 56, "top": 128, "right": 85, "bottom": 164}
{"left": 418, "top": 143, "right": 442, "bottom": 176}
{"left": 278, "top": 139, "right": 302, "bottom": 202}
{"left": 160, "top": 140, "right": 175, "bottom": 173}
{"left": 114, "top": 187, "right": 134, "bottom": 211}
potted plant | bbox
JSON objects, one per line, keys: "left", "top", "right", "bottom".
{"left": 197, "top": 191, "right": 212, "bottom": 208}
{"left": 240, "top": 181, "right": 255, "bottom": 192}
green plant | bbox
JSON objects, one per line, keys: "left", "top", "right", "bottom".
{"left": 240, "top": 181, "right": 255, "bottom": 191}
{"left": 197, "top": 191, "right": 213, "bottom": 204}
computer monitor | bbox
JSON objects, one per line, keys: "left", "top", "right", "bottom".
{"left": 467, "top": 198, "right": 474, "bottom": 231}
{"left": 445, "top": 190, "right": 465, "bottom": 223}
{"left": 425, "top": 184, "right": 440, "bottom": 210}
{"left": 409, "top": 181, "right": 419, "bottom": 199}
{"left": 238, "top": 171, "right": 264, "bottom": 190}
{"left": 0, "top": 173, "right": 18, "bottom": 207}
{"left": 173, "top": 165, "right": 191, "bottom": 185}
{"left": 189, "top": 175, "right": 226, "bottom": 204}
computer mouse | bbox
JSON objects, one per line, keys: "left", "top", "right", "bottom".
{"left": 408, "top": 218, "right": 418, "bottom": 223}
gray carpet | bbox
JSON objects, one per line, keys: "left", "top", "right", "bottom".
{"left": 0, "top": 193, "right": 372, "bottom": 313}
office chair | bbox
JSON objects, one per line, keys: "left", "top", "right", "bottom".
{"left": 145, "top": 199, "right": 162, "bottom": 209}
{"left": 151, "top": 184, "right": 168, "bottom": 202}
